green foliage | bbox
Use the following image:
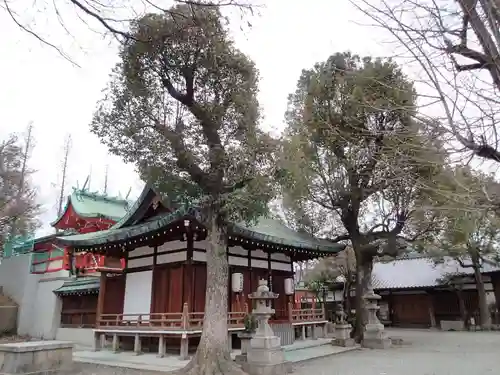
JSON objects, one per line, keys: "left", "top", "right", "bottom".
{"left": 418, "top": 165, "right": 500, "bottom": 265}
{"left": 243, "top": 313, "right": 257, "bottom": 332}
{"left": 278, "top": 52, "right": 447, "bottom": 257}
{"left": 91, "top": 5, "right": 276, "bottom": 224}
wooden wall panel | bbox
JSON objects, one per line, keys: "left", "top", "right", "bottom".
{"left": 272, "top": 272, "right": 288, "bottom": 320}
{"left": 151, "top": 264, "right": 185, "bottom": 313}
{"left": 392, "top": 293, "right": 432, "bottom": 327}
{"left": 492, "top": 273, "right": 500, "bottom": 310}
{"left": 103, "top": 274, "right": 125, "bottom": 314}
{"left": 151, "top": 266, "right": 169, "bottom": 314}
{"left": 168, "top": 265, "right": 184, "bottom": 312}
{"left": 192, "top": 264, "right": 207, "bottom": 312}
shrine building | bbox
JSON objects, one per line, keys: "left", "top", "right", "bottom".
{"left": 55, "top": 185, "right": 344, "bottom": 357}
{"left": 0, "top": 186, "right": 128, "bottom": 339}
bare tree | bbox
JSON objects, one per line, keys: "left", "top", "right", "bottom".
{"left": 353, "top": 0, "right": 500, "bottom": 165}
{"left": 2, "top": 0, "right": 258, "bottom": 65}
{"left": 0, "top": 130, "right": 39, "bottom": 255}
{"left": 57, "top": 134, "right": 72, "bottom": 218}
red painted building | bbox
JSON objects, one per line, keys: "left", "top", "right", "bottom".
{"left": 30, "top": 188, "right": 129, "bottom": 274}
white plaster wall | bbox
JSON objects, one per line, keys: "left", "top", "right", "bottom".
{"left": 29, "top": 278, "right": 65, "bottom": 339}
{"left": 157, "top": 241, "right": 185, "bottom": 252}
{"left": 128, "top": 256, "right": 153, "bottom": 268}
{"left": 228, "top": 256, "right": 247, "bottom": 267}
{"left": 0, "top": 254, "right": 39, "bottom": 336}
{"left": 123, "top": 271, "right": 153, "bottom": 319}
{"left": 251, "top": 259, "right": 268, "bottom": 269}
{"left": 228, "top": 246, "right": 248, "bottom": 256}
{"left": 157, "top": 251, "right": 186, "bottom": 264}
{"left": 193, "top": 250, "right": 291, "bottom": 271}
{"left": 56, "top": 328, "right": 94, "bottom": 348}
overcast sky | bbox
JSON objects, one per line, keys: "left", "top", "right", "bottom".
{"left": 0, "top": 0, "right": 390, "bottom": 236}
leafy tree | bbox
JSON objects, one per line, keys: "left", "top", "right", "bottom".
{"left": 421, "top": 166, "right": 500, "bottom": 330}
{"left": 0, "top": 131, "right": 39, "bottom": 255}
{"left": 91, "top": 5, "right": 275, "bottom": 374}
{"left": 278, "top": 52, "right": 446, "bottom": 340}
{"left": 303, "top": 246, "right": 356, "bottom": 318}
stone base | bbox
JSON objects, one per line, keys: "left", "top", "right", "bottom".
{"left": 440, "top": 320, "right": 465, "bottom": 331}
{"left": 235, "top": 353, "right": 248, "bottom": 364}
{"left": 332, "top": 337, "right": 356, "bottom": 347}
{"left": 245, "top": 335, "right": 290, "bottom": 375}
{"left": 242, "top": 361, "right": 291, "bottom": 375}
{"left": 0, "top": 341, "right": 74, "bottom": 375}
{"left": 362, "top": 337, "right": 392, "bottom": 349}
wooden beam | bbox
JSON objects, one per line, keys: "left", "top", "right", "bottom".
{"left": 96, "top": 272, "right": 107, "bottom": 328}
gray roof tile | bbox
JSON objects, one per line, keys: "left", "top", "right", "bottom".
{"left": 372, "top": 256, "right": 500, "bottom": 290}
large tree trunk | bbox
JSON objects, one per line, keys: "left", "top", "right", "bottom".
{"left": 179, "top": 212, "right": 246, "bottom": 375}
{"left": 353, "top": 254, "right": 373, "bottom": 343}
{"left": 456, "top": 288, "right": 467, "bottom": 327}
{"left": 471, "top": 254, "right": 492, "bottom": 330}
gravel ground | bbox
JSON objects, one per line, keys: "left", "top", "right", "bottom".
{"left": 293, "top": 329, "right": 499, "bottom": 375}
{"left": 72, "top": 329, "right": 500, "bottom": 375}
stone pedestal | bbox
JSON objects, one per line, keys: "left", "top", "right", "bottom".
{"left": 244, "top": 279, "right": 290, "bottom": 375}
{"left": 362, "top": 291, "right": 391, "bottom": 349}
{"left": 0, "top": 341, "right": 73, "bottom": 375}
{"left": 235, "top": 332, "right": 254, "bottom": 364}
{"left": 332, "top": 323, "right": 355, "bottom": 347}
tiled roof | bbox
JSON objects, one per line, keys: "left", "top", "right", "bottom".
{"left": 372, "top": 256, "right": 500, "bottom": 290}
{"left": 53, "top": 277, "right": 100, "bottom": 296}
{"left": 51, "top": 188, "right": 130, "bottom": 226}
{"left": 57, "top": 208, "right": 344, "bottom": 254}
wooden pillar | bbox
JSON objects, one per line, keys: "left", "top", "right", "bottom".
{"left": 183, "top": 228, "right": 194, "bottom": 312}
{"left": 96, "top": 271, "right": 107, "bottom": 327}
{"left": 267, "top": 251, "right": 272, "bottom": 290}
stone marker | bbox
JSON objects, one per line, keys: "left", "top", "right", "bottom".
{"left": 332, "top": 303, "right": 355, "bottom": 347}
{"left": 0, "top": 341, "right": 74, "bottom": 375}
{"left": 235, "top": 331, "right": 254, "bottom": 364}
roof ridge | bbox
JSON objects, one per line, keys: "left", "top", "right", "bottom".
{"left": 72, "top": 188, "right": 129, "bottom": 206}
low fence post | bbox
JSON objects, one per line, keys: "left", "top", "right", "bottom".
{"left": 182, "top": 302, "right": 189, "bottom": 330}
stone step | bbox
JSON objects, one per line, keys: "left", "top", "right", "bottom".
{"left": 283, "top": 338, "right": 333, "bottom": 352}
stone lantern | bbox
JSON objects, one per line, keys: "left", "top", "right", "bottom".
{"left": 243, "top": 279, "right": 290, "bottom": 375}
{"left": 362, "top": 285, "right": 391, "bottom": 349}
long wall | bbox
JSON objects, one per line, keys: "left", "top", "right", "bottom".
{"left": 0, "top": 254, "right": 70, "bottom": 339}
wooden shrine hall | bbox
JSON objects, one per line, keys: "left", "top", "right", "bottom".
{"left": 56, "top": 185, "right": 344, "bottom": 357}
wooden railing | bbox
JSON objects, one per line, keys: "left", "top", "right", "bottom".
{"left": 98, "top": 303, "right": 247, "bottom": 331}
{"left": 288, "top": 302, "right": 326, "bottom": 323}
{"left": 97, "top": 303, "right": 325, "bottom": 331}
{"left": 61, "top": 310, "right": 97, "bottom": 328}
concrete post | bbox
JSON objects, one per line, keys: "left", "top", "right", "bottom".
{"left": 92, "top": 332, "right": 101, "bottom": 352}
{"left": 180, "top": 334, "right": 189, "bottom": 360}
{"left": 133, "top": 334, "right": 141, "bottom": 355}
{"left": 158, "top": 335, "right": 165, "bottom": 358}
{"left": 112, "top": 334, "right": 119, "bottom": 353}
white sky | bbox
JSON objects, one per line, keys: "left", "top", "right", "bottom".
{"left": 0, "top": 0, "right": 390, "bottom": 236}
